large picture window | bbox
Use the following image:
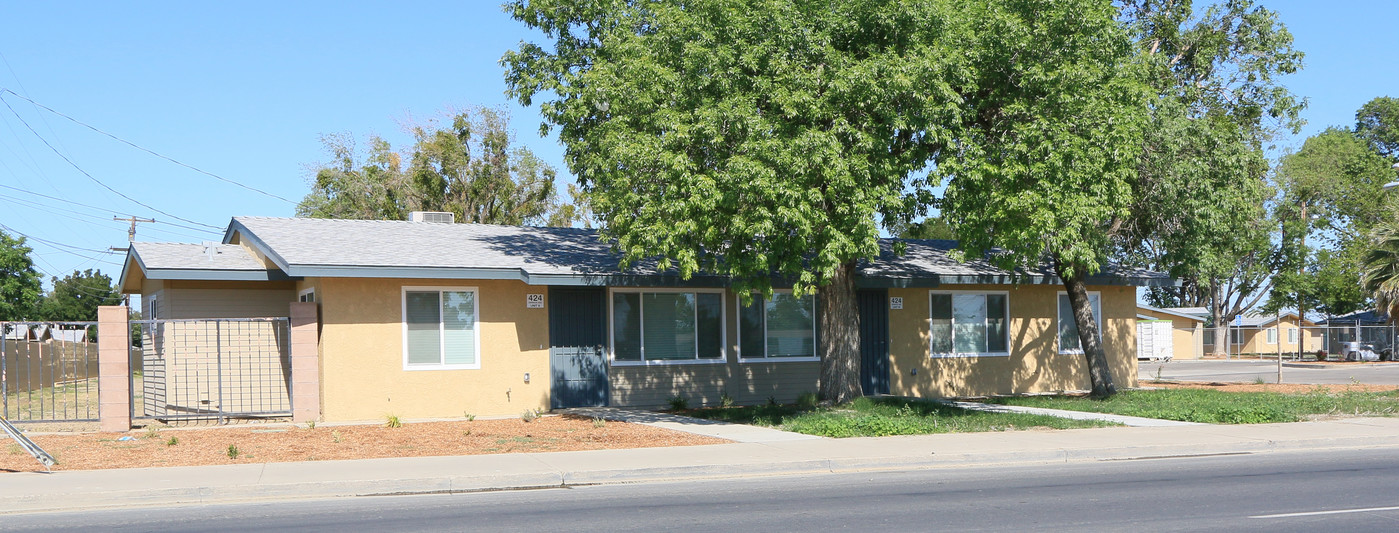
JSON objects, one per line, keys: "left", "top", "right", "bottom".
{"left": 403, "top": 287, "right": 479, "bottom": 370}
{"left": 611, "top": 290, "right": 724, "bottom": 364}
{"left": 929, "top": 292, "right": 1009, "bottom": 357}
{"left": 1057, "top": 292, "right": 1102, "bottom": 354}
{"left": 739, "top": 292, "right": 817, "bottom": 361}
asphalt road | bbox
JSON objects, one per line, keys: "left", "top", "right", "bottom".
{"left": 1140, "top": 359, "right": 1399, "bottom": 385}
{"left": 6, "top": 449, "right": 1399, "bottom": 532}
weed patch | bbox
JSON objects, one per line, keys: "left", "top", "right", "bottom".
{"left": 986, "top": 387, "right": 1399, "bottom": 424}
{"left": 685, "top": 397, "right": 1111, "bottom": 437}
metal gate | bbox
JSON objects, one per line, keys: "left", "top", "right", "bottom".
{"left": 133, "top": 317, "right": 292, "bottom": 423}
{"left": 1, "top": 322, "right": 100, "bottom": 423}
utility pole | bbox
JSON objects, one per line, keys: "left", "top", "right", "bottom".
{"left": 113, "top": 216, "right": 154, "bottom": 242}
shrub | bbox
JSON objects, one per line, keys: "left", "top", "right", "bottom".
{"left": 592, "top": 417, "right": 607, "bottom": 428}
{"left": 720, "top": 391, "right": 735, "bottom": 408}
{"left": 668, "top": 395, "right": 689, "bottom": 411}
{"left": 226, "top": 445, "right": 240, "bottom": 459}
{"left": 521, "top": 409, "right": 540, "bottom": 422}
{"left": 384, "top": 414, "right": 403, "bottom": 428}
{"left": 796, "top": 392, "right": 820, "bottom": 410}
{"left": 165, "top": 436, "right": 178, "bottom": 446}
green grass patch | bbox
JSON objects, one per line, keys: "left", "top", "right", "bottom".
{"left": 985, "top": 388, "right": 1399, "bottom": 424}
{"left": 683, "top": 397, "right": 1115, "bottom": 437}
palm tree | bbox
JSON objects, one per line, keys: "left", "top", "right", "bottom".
{"left": 1362, "top": 223, "right": 1399, "bottom": 323}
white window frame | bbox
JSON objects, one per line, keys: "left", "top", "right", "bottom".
{"left": 738, "top": 289, "right": 820, "bottom": 363}
{"left": 1056, "top": 291, "right": 1102, "bottom": 355}
{"left": 1266, "top": 327, "right": 1278, "bottom": 345}
{"left": 608, "top": 288, "right": 727, "bottom": 367}
{"left": 929, "top": 290, "right": 1011, "bottom": 358}
{"left": 1287, "top": 327, "right": 1299, "bottom": 344}
{"left": 144, "top": 294, "right": 159, "bottom": 320}
{"left": 401, "top": 286, "right": 481, "bottom": 371}
{"left": 298, "top": 287, "right": 316, "bottom": 303}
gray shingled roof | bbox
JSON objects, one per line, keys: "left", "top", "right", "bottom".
{"left": 124, "top": 216, "right": 1173, "bottom": 288}
{"left": 130, "top": 242, "right": 267, "bottom": 271}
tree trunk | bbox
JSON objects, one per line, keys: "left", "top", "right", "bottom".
{"left": 817, "top": 260, "right": 862, "bottom": 404}
{"left": 1211, "top": 283, "right": 1226, "bottom": 357}
{"left": 1053, "top": 255, "right": 1116, "bottom": 398}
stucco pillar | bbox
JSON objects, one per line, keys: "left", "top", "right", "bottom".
{"left": 290, "top": 302, "right": 321, "bottom": 423}
{"left": 97, "top": 305, "right": 131, "bottom": 432}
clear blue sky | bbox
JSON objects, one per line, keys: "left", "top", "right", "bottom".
{"left": 0, "top": 1, "right": 1394, "bottom": 287}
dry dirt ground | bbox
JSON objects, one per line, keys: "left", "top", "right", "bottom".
{"left": 1, "top": 415, "right": 724, "bottom": 473}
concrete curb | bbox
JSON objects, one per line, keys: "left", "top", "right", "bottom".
{"left": 6, "top": 430, "right": 1398, "bottom": 515}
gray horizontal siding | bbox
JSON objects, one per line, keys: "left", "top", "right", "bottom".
{"left": 610, "top": 361, "right": 820, "bottom": 408}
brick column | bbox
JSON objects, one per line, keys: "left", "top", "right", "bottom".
{"left": 290, "top": 302, "right": 321, "bottom": 423}
{"left": 97, "top": 306, "right": 131, "bottom": 432}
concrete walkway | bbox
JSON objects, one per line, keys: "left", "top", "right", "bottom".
{"left": 935, "top": 400, "right": 1205, "bottom": 427}
{"left": 5, "top": 416, "right": 1399, "bottom": 515}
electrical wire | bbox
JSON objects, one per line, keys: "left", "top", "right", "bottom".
{"left": 0, "top": 88, "right": 297, "bottom": 204}
{"left": 0, "top": 96, "right": 223, "bottom": 230}
{"left": 0, "top": 186, "right": 219, "bottom": 235}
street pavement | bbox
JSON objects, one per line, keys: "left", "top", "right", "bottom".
{"left": 1141, "top": 359, "right": 1399, "bottom": 385}
{"left": 4, "top": 412, "right": 1399, "bottom": 515}
{"left": 7, "top": 449, "right": 1397, "bottom": 532}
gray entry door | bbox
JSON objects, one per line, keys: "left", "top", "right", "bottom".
{"left": 549, "top": 287, "right": 609, "bottom": 409}
{"left": 858, "top": 289, "right": 890, "bottom": 396}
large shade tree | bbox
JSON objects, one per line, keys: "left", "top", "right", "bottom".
{"left": 935, "top": 0, "right": 1149, "bottom": 397}
{"left": 1111, "top": 0, "right": 1304, "bottom": 349}
{"left": 504, "top": 0, "right": 972, "bottom": 403}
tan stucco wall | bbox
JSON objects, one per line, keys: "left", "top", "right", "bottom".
{"left": 316, "top": 277, "right": 550, "bottom": 421}
{"left": 1137, "top": 308, "right": 1204, "bottom": 360}
{"left": 887, "top": 284, "right": 1138, "bottom": 398}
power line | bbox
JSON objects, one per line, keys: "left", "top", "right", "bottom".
{"left": 0, "top": 95, "right": 223, "bottom": 230}
{"left": 0, "top": 88, "right": 297, "bottom": 204}
{"left": 0, "top": 221, "right": 119, "bottom": 255}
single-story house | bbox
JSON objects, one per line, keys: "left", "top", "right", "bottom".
{"left": 1135, "top": 305, "right": 1206, "bottom": 360}
{"left": 118, "top": 214, "right": 1172, "bottom": 422}
{"left": 1222, "top": 312, "right": 1321, "bottom": 355}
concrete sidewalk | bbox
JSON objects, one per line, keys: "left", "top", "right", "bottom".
{"left": 5, "top": 416, "right": 1399, "bottom": 515}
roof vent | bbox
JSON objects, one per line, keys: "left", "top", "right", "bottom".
{"left": 408, "top": 211, "right": 455, "bottom": 224}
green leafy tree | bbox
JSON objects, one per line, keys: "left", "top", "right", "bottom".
{"left": 38, "top": 269, "right": 122, "bottom": 322}
{"left": 1112, "top": 0, "right": 1304, "bottom": 348}
{"left": 937, "top": 0, "right": 1149, "bottom": 398}
{"left": 0, "top": 229, "right": 43, "bottom": 321}
{"left": 407, "top": 108, "right": 563, "bottom": 225}
{"left": 892, "top": 215, "right": 956, "bottom": 241}
{"left": 504, "top": 0, "right": 970, "bottom": 403}
{"left": 296, "top": 134, "right": 412, "bottom": 221}
{"left": 1274, "top": 127, "right": 1396, "bottom": 320}
{"left": 1363, "top": 224, "right": 1399, "bottom": 324}
{"left": 298, "top": 109, "right": 578, "bottom": 226}
{"left": 1356, "top": 96, "right": 1399, "bottom": 159}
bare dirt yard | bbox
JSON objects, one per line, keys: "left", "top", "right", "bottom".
{"left": 1, "top": 415, "right": 725, "bottom": 473}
